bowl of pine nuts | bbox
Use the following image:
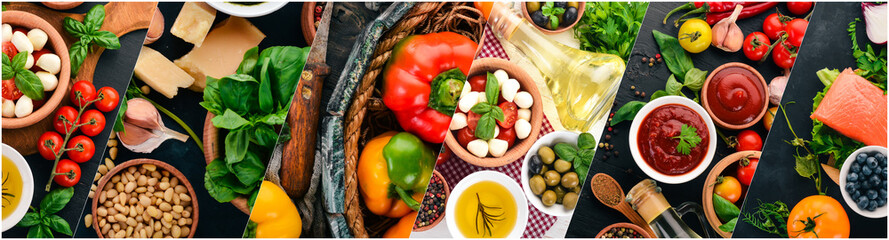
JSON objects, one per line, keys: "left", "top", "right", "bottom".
{"left": 91, "top": 159, "right": 198, "bottom": 238}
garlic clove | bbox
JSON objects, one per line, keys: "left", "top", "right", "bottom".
{"left": 711, "top": 5, "right": 745, "bottom": 52}
{"left": 124, "top": 98, "right": 162, "bottom": 130}
{"left": 119, "top": 122, "right": 158, "bottom": 146}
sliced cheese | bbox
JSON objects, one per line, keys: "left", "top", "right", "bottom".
{"left": 174, "top": 17, "right": 265, "bottom": 92}
{"left": 170, "top": 2, "right": 216, "bottom": 46}
{"left": 134, "top": 46, "right": 195, "bottom": 98}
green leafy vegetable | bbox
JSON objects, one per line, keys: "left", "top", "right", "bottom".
{"left": 573, "top": 132, "right": 597, "bottom": 181}
{"left": 713, "top": 193, "right": 740, "bottom": 222}
{"left": 541, "top": 2, "right": 566, "bottom": 30}
{"left": 573, "top": 2, "right": 648, "bottom": 60}
{"left": 665, "top": 74, "right": 686, "bottom": 97}
{"left": 683, "top": 68, "right": 708, "bottom": 91}
{"left": 62, "top": 4, "right": 120, "bottom": 76}
{"left": 554, "top": 143, "right": 579, "bottom": 162}
{"left": 610, "top": 101, "right": 646, "bottom": 126}
{"left": 848, "top": 18, "right": 887, "bottom": 91}
{"left": 652, "top": 30, "right": 694, "bottom": 80}
{"left": 672, "top": 124, "right": 702, "bottom": 155}
{"left": 2, "top": 52, "right": 44, "bottom": 100}
{"left": 470, "top": 73, "right": 505, "bottom": 140}
{"left": 17, "top": 187, "right": 74, "bottom": 238}
{"left": 719, "top": 218, "right": 738, "bottom": 233}
{"left": 741, "top": 200, "right": 790, "bottom": 237}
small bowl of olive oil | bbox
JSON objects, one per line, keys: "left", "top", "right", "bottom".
{"left": 2, "top": 143, "right": 34, "bottom": 232}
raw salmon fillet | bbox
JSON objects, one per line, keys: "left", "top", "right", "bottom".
{"left": 811, "top": 68, "right": 887, "bottom": 147}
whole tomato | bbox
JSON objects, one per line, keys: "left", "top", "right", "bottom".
{"left": 37, "top": 131, "right": 63, "bottom": 160}
{"left": 2, "top": 41, "right": 18, "bottom": 58}
{"left": 95, "top": 87, "right": 120, "bottom": 112}
{"left": 79, "top": 109, "right": 106, "bottom": 137}
{"left": 71, "top": 80, "right": 97, "bottom": 107}
{"left": 787, "top": 2, "right": 813, "bottom": 16}
{"left": 497, "top": 101, "right": 518, "bottom": 129}
{"left": 2, "top": 79, "right": 23, "bottom": 100}
{"left": 456, "top": 127, "right": 476, "bottom": 147}
{"left": 53, "top": 106, "right": 79, "bottom": 134}
{"left": 53, "top": 159, "right": 81, "bottom": 187}
{"left": 496, "top": 126, "right": 516, "bottom": 148}
{"left": 736, "top": 130, "right": 763, "bottom": 152}
{"left": 762, "top": 13, "right": 787, "bottom": 41}
{"left": 714, "top": 176, "right": 742, "bottom": 203}
{"left": 468, "top": 75, "right": 487, "bottom": 92}
{"left": 785, "top": 19, "right": 808, "bottom": 47}
{"left": 66, "top": 135, "right": 95, "bottom": 163}
{"left": 787, "top": 195, "right": 850, "bottom": 238}
{"left": 436, "top": 146, "right": 452, "bottom": 165}
{"left": 772, "top": 41, "right": 796, "bottom": 69}
{"left": 743, "top": 32, "right": 771, "bottom": 62}
{"left": 736, "top": 156, "right": 759, "bottom": 186}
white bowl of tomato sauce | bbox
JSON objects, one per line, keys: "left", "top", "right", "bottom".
{"left": 628, "top": 96, "right": 717, "bottom": 184}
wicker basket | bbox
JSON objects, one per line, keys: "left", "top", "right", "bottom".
{"left": 342, "top": 2, "right": 484, "bottom": 237}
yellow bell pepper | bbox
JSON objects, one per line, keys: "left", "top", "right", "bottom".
{"left": 383, "top": 211, "right": 418, "bottom": 238}
{"left": 358, "top": 132, "right": 425, "bottom": 218}
{"left": 250, "top": 181, "right": 302, "bottom": 238}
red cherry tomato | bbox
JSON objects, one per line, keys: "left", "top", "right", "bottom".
{"left": 496, "top": 126, "right": 516, "bottom": 148}
{"left": 2, "top": 41, "right": 18, "bottom": 59}
{"left": 772, "top": 41, "right": 796, "bottom": 69}
{"left": 468, "top": 75, "right": 487, "bottom": 92}
{"left": 37, "top": 131, "right": 63, "bottom": 160}
{"left": 743, "top": 32, "right": 771, "bottom": 62}
{"left": 436, "top": 146, "right": 452, "bottom": 165}
{"left": 11, "top": 28, "right": 27, "bottom": 35}
{"left": 736, "top": 130, "right": 763, "bottom": 152}
{"left": 66, "top": 135, "right": 95, "bottom": 163}
{"left": 2, "top": 79, "right": 23, "bottom": 100}
{"left": 786, "top": 2, "right": 813, "bottom": 16}
{"left": 467, "top": 111, "right": 480, "bottom": 130}
{"left": 762, "top": 13, "right": 787, "bottom": 41}
{"left": 736, "top": 157, "right": 759, "bottom": 186}
{"left": 53, "top": 159, "right": 81, "bottom": 187}
{"left": 70, "top": 81, "right": 97, "bottom": 107}
{"left": 53, "top": 106, "right": 79, "bottom": 134}
{"left": 785, "top": 19, "right": 808, "bottom": 47}
{"left": 79, "top": 109, "right": 106, "bottom": 137}
{"left": 95, "top": 87, "right": 120, "bottom": 112}
{"left": 456, "top": 127, "right": 476, "bottom": 148}
{"left": 497, "top": 101, "right": 518, "bottom": 129}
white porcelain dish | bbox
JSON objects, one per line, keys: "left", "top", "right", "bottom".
{"left": 520, "top": 130, "right": 579, "bottom": 216}
{"left": 2, "top": 144, "right": 34, "bottom": 232}
{"left": 839, "top": 146, "right": 888, "bottom": 218}
{"left": 207, "top": 1, "right": 287, "bottom": 18}
{"left": 445, "top": 171, "right": 528, "bottom": 238}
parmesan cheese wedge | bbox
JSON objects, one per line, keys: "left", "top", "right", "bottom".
{"left": 174, "top": 16, "right": 265, "bottom": 92}
{"left": 170, "top": 2, "right": 216, "bottom": 46}
{"left": 134, "top": 46, "right": 195, "bottom": 99}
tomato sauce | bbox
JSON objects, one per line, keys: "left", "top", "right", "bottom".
{"left": 705, "top": 66, "right": 765, "bottom": 125}
{"left": 637, "top": 104, "right": 709, "bottom": 176}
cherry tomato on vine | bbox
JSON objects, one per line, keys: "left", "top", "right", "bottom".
{"left": 37, "top": 131, "right": 63, "bottom": 160}
{"left": 79, "top": 109, "right": 106, "bottom": 137}
{"left": 787, "top": 2, "right": 813, "bottom": 16}
{"left": 2, "top": 79, "right": 23, "bottom": 101}
{"left": 714, "top": 176, "right": 742, "bottom": 203}
{"left": 785, "top": 19, "right": 808, "bottom": 47}
{"left": 736, "top": 130, "right": 763, "bottom": 152}
{"left": 468, "top": 75, "right": 487, "bottom": 92}
{"left": 66, "top": 135, "right": 95, "bottom": 163}
{"left": 436, "top": 146, "right": 452, "bottom": 165}
{"left": 95, "top": 87, "right": 120, "bottom": 112}
{"left": 743, "top": 32, "right": 771, "bottom": 62}
{"left": 787, "top": 195, "right": 850, "bottom": 238}
{"left": 497, "top": 101, "right": 518, "bottom": 129}
{"left": 762, "top": 13, "right": 787, "bottom": 41}
{"left": 70, "top": 80, "right": 97, "bottom": 107}
{"left": 736, "top": 157, "right": 759, "bottom": 186}
{"left": 53, "top": 159, "right": 81, "bottom": 187}
{"left": 53, "top": 106, "right": 79, "bottom": 134}
{"left": 496, "top": 125, "right": 516, "bottom": 148}
{"left": 456, "top": 127, "right": 476, "bottom": 147}
{"left": 772, "top": 41, "right": 797, "bottom": 69}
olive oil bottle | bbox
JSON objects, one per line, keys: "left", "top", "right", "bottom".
{"left": 488, "top": 4, "right": 626, "bottom": 132}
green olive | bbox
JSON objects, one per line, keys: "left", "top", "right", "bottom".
{"left": 561, "top": 172, "right": 579, "bottom": 189}
{"left": 530, "top": 175, "right": 546, "bottom": 195}
{"left": 526, "top": 2, "right": 541, "bottom": 13}
{"left": 563, "top": 192, "right": 579, "bottom": 210}
{"left": 544, "top": 170, "right": 561, "bottom": 187}
{"left": 554, "top": 159, "right": 572, "bottom": 173}
{"left": 538, "top": 146, "right": 556, "bottom": 165}
{"left": 554, "top": 186, "right": 567, "bottom": 204}
{"left": 541, "top": 190, "right": 557, "bottom": 206}
{"left": 571, "top": 186, "right": 581, "bottom": 193}
{"left": 539, "top": 165, "right": 549, "bottom": 175}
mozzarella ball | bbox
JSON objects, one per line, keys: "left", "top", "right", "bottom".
{"left": 2, "top": 99, "right": 15, "bottom": 117}
{"left": 35, "top": 53, "right": 61, "bottom": 75}
{"left": 14, "top": 96, "right": 33, "bottom": 118}
{"left": 493, "top": 69, "right": 509, "bottom": 87}
{"left": 477, "top": 91, "right": 487, "bottom": 103}
{"left": 24, "top": 53, "right": 34, "bottom": 69}
{"left": 515, "top": 119, "right": 532, "bottom": 139}
{"left": 27, "top": 29, "right": 48, "bottom": 51}
{"left": 450, "top": 112, "right": 467, "bottom": 130}
{"left": 515, "top": 91, "right": 534, "bottom": 108}
{"left": 488, "top": 139, "right": 509, "bottom": 157}
{"left": 518, "top": 109, "right": 531, "bottom": 122}
{"left": 501, "top": 79, "right": 520, "bottom": 102}
{"left": 493, "top": 125, "right": 500, "bottom": 138}
{"left": 11, "top": 31, "right": 33, "bottom": 53}
{"left": 2, "top": 24, "right": 12, "bottom": 42}
{"left": 36, "top": 71, "right": 58, "bottom": 91}
{"left": 458, "top": 92, "right": 479, "bottom": 113}
{"left": 460, "top": 80, "right": 472, "bottom": 98}
{"left": 467, "top": 139, "right": 489, "bottom": 158}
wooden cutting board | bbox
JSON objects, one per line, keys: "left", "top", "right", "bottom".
{"left": 3, "top": 2, "right": 156, "bottom": 155}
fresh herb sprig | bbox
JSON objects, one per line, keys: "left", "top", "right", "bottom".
{"left": 475, "top": 193, "right": 504, "bottom": 237}
{"left": 470, "top": 72, "right": 505, "bottom": 140}
{"left": 573, "top": 2, "right": 648, "bottom": 60}
{"left": 2, "top": 52, "right": 44, "bottom": 100}
{"left": 16, "top": 187, "right": 74, "bottom": 238}
{"left": 778, "top": 102, "right": 824, "bottom": 195}
{"left": 741, "top": 199, "right": 791, "bottom": 237}
{"left": 672, "top": 124, "right": 702, "bottom": 155}
{"left": 541, "top": 2, "right": 566, "bottom": 30}
{"left": 551, "top": 133, "right": 596, "bottom": 181}
{"left": 63, "top": 4, "right": 120, "bottom": 76}
{"left": 848, "top": 18, "right": 887, "bottom": 90}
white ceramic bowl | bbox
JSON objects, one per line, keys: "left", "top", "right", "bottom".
{"left": 520, "top": 130, "right": 579, "bottom": 216}
{"left": 2, "top": 144, "right": 34, "bottom": 232}
{"left": 839, "top": 146, "right": 888, "bottom": 218}
{"left": 207, "top": 2, "right": 287, "bottom": 18}
{"left": 628, "top": 96, "right": 717, "bottom": 184}
{"left": 446, "top": 171, "right": 528, "bottom": 238}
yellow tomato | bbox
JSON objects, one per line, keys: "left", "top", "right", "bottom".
{"left": 714, "top": 176, "right": 742, "bottom": 203}
{"left": 678, "top": 19, "right": 712, "bottom": 53}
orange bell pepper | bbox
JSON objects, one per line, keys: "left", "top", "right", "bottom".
{"left": 357, "top": 132, "right": 425, "bottom": 218}
{"left": 383, "top": 211, "right": 419, "bottom": 238}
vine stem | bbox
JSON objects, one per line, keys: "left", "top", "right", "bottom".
{"left": 138, "top": 97, "right": 203, "bottom": 151}
{"left": 45, "top": 92, "right": 100, "bottom": 191}
{"left": 778, "top": 102, "right": 824, "bottom": 195}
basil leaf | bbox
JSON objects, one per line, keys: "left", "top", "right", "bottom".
{"left": 257, "top": 108, "right": 287, "bottom": 125}
{"left": 262, "top": 46, "right": 310, "bottom": 107}
{"left": 219, "top": 74, "right": 259, "bottom": 115}
{"left": 475, "top": 113, "right": 497, "bottom": 140}
{"left": 2, "top": 54, "right": 14, "bottom": 80}
{"left": 215, "top": 172, "right": 255, "bottom": 195}
{"left": 652, "top": 30, "right": 694, "bottom": 80}
{"left": 62, "top": 17, "right": 89, "bottom": 39}
{"left": 212, "top": 109, "right": 250, "bottom": 129}
{"left": 237, "top": 47, "right": 259, "bottom": 75}
{"left": 69, "top": 40, "right": 88, "bottom": 76}
{"left": 251, "top": 123, "right": 278, "bottom": 148}
{"left": 204, "top": 172, "right": 238, "bottom": 203}
{"left": 17, "top": 212, "right": 40, "bottom": 227}
{"left": 718, "top": 218, "right": 738, "bottom": 233}
{"left": 247, "top": 188, "right": 259, "bottom": 209}
{"left": 224, "top": 128, "right": 250, "bottom": 165}
{"left": 490, "top": 106, "right": 505, "bottom": 122}
{"left": 485, "top": 72, "right": 499, "bottom": 104}
{"left": 470, "top": 101, "right": 493, "bottom": 114}
{"left": 232, "top": 151, "right": 265, "bottom": 186}
{"left": 15, "top": 69, "right": 45, "bottom": 100}
{"left": 650, "top": 90, "right": 669, "bottom": 101}
{"left": 83, "top": 4, "right": 105, "bottom": 32}
{"left": 713, "top": 193, "right": 740, "bottom": 222}
{"left": 26, "top": 224, "right": 45, "bottom": 238}
{"left": 258, "top": 58, "right": 274, "bottom": 113}
{"left": 665, "top": 74, "right": 685, "bottom": 97}
{"left": 200, "top": 77, "right": 224, "bottom": 115}
{"left": 11, "top": 51, "right": 27, "bottom": 70}
{"left": 578, "top": 132, "right": 596, "bottom": 150}
{"left": 40, "top": 187, "right": 73, "bottom": 215}
{"left": 91, "top": 31, "right": 120, "bottom": 50}
{"left": 683, "top": 68, "right": 708, "bottom": 91}
{"left": 206, "top": 158, "right": 231, "bottom": 179}
{"left": 611, "top": 101, "right": 645, "bottom": 126}
{"left": 554, "top": 143, "right": 578, "bottom": 162}
{"left": 45, "top": 214, "right": 72, "bottom": 236}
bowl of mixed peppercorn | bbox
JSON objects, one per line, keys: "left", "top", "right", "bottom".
{"left": 595, "top": 223, "right": 651, "bottom": 238}
{"left": 413, "top": 170, "right": 450, "bottom": 231}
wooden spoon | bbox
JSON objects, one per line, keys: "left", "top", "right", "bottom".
{"left": 590, "top": 173, "right": 656, "bottom": 237}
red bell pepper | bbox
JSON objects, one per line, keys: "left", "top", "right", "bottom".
{"left": 382, "top": 32, "right": 478, "bottom": 143}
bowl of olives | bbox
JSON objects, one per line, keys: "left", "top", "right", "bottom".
{"left": 521, "top": 2, "right": 585, "bottom": 34}
{"left": 521, "top": 131, "right": 582, "bottom": 216}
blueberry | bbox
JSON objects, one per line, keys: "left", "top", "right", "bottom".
{"left": 878, "top": 199, "right": 887, "bottom": 208}
{"left": 883, "top": 168, "right": 888, "bottom": 178}
{"left": 868, "top": 157, "right": 879, "bottom": 168}
{"left": 868, "top": 189, "right": 879, "bottom": 199}
{"left": 863, "top": 166, "right": 873, "bottom": 176}
{"left": 861, "top": 180, "right": 872, "bottom": 189}
{"left": 847, "top": 172, "right": 859, "bottom": 182}
{"left": 876, "top": 152, "right": 886, "bottom": 162}
{"left": 858, "top": 153, "right": 869, "bottom": 164}
{"left": 883, "top": 180, "right": 887, "bottom": 189}
{"left": 851, "top": 162, "right": 861, "bottom": 173}
{"left": 853, "top": 190, "right": 862, "bottom": 199}
{"left": 872, "top": 175, "right": 883, "bottom": 186}
{"left": 858, "top": 196, "right": 870, "bottom": 209}
{"left": 868, "top": 200, "right": 879, "bottom": 211}
{"left": 846, "top": 182, "right": 857, "bottom": 192}
{"left": 881, "top": 189, "right": 887, "bottom": 199}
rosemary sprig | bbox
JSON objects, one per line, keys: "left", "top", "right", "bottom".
{"left": 2, "top": 173, "right": 14, "bottom": 207}
{"left": 475, "top": 193, "right": 505, "bottom": 237}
